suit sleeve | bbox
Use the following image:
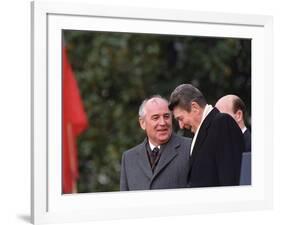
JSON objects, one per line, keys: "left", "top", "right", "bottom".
{"left": 120, "top": 153, "right": 129, "bottom": 191}
{"left": 214, "top": 115, "right": 244, "bottom": 186}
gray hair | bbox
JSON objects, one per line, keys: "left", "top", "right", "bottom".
{"left": 138, "top": 95, "right": 169, "bottom": 118}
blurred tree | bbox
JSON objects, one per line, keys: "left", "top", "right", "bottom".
{"left": 64, "top": 30, "right": 251, "bottom": 193}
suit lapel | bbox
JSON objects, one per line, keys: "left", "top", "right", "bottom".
{"left": 152, "top": 134, "right": 179, "bottom": 179}
{"left": 137, "top": 139, "right": 153, "bottom": 179}
{"left": 189, "top": 108, "right": 219, "bottom": 169}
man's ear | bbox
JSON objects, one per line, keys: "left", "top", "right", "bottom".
{"left": 191, "top": 101, "right": 200, "bottom": 113}
{"left": 234, "top": 110, "right": 243, "bottom": 123}
{"left": 139, "top": 117, "right": 146, "bottom": 130}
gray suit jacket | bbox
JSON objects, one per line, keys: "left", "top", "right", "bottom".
{"left": 120, "top": 133, "right": 191, "bottom": 191}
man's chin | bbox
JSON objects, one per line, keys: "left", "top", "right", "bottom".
{"left": 157, "top": 134, "right": 171, "bottom": 143}
{"left": 190, "top": 125, "right": 199, "bottom": 133}
{"left": 184, "top": 125, "right": 193, "bottom": 133}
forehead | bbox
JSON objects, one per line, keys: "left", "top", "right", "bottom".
{"left": 173, "top": 107, "right": 187, "bottom": 117}
{"left": 145, "top": 99, "right": 169, "bottom": 114}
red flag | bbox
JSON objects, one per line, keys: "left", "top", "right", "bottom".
{"left": 62, "top": 46, "right": 88, "bottom": 194}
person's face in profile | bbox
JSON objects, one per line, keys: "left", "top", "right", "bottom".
{"left": 139, "top": 98, "right": 172, "bottom": 146}
{"left": 172, "top": 103, "right": 200, "bottom": 134}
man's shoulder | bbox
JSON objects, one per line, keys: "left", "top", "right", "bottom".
{"left": 210, "top": 109, "right": 242, "bottom": 134}
{"left": 212, "top": 108, "right": 235, "bottom": 124}
{"left": 123, "top": 141, "right": 145, "bottom": 156}
{"left": 203, "top": 108, "right": 238, "bottom": 132}
{"left": 173, "top": 133, "right": 191, "bottom": 140}
{"left": 171, "top": 133, "right": 192, "bottom": 145}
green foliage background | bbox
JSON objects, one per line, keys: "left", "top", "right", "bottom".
{"left": 64, "top": 30, "right": 251, "bottom": 193}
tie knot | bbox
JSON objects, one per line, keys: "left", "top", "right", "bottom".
{"left": 151, "top": 147, "right": 160, "bottom": 158}
{"left": 153, "top": 147, "right": 159, "bottom": 153}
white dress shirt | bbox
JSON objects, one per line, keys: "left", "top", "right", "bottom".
{"left": 149, "top": 141, "right": 160, "bottom": 151}
{"left": 241, "top": 126, "right": 247, "bottom": 133}
{"left": 190, "top": 104, "right": 213, "bottom": 155}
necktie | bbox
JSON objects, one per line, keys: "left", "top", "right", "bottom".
{"left": 151, "top": 147, "right": 160, "bottom": 172}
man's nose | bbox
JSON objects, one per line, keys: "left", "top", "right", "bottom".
{"left": 159, "top": 116, "right": 166, "bottom": 125}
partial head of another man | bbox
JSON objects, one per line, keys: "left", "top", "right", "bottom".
{"left": 215, "top": 94, "right": 246, "bottom": 130}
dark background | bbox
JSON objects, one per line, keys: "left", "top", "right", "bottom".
{"left": 64, "top": 30, "right": 251, "bottom": 193}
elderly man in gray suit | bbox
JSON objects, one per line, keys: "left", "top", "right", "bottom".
{"left": 120, "top": 96, "right": 191, "bottom": 191}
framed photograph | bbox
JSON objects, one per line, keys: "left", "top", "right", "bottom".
{"left": 31, "top": 1, "right": 273, "bottom": 224}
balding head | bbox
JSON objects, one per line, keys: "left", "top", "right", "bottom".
{"left": 139, "top": 96, "right": 169, "bottom": 118}
{"left": 215, "top": 95, "right": 236, "bottom": 117}
{"left": 215, "top": 94, "right": 246, "bottom": 130}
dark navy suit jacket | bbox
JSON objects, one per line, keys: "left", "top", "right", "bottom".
{"left": 243, "top": 129, "right": 251, "bottom": 152}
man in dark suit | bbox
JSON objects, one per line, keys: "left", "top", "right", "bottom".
{"left": 215, "top": 94, "right": 251, "bottom": 152}
{"left": 168, "top": 84, "right": 244, "bottom": 188}
{"left": 120, "top": 96, "right": 192, "bottom": 191}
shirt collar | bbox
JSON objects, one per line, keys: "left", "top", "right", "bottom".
{"left": 196, "top": 104, "right": 213, "bottom": 133}
{"left": 241, "top": 126, "right": 247, "bottom": 133}
{"left": 148, "top": 140, "right": 160, "bottom": 151}
{"left": 190, "top": 104, "right": 213, "bottom": 154}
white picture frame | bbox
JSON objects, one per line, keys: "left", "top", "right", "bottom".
{"left": 31, "top": 1, "right": 273, "bottom": 224}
